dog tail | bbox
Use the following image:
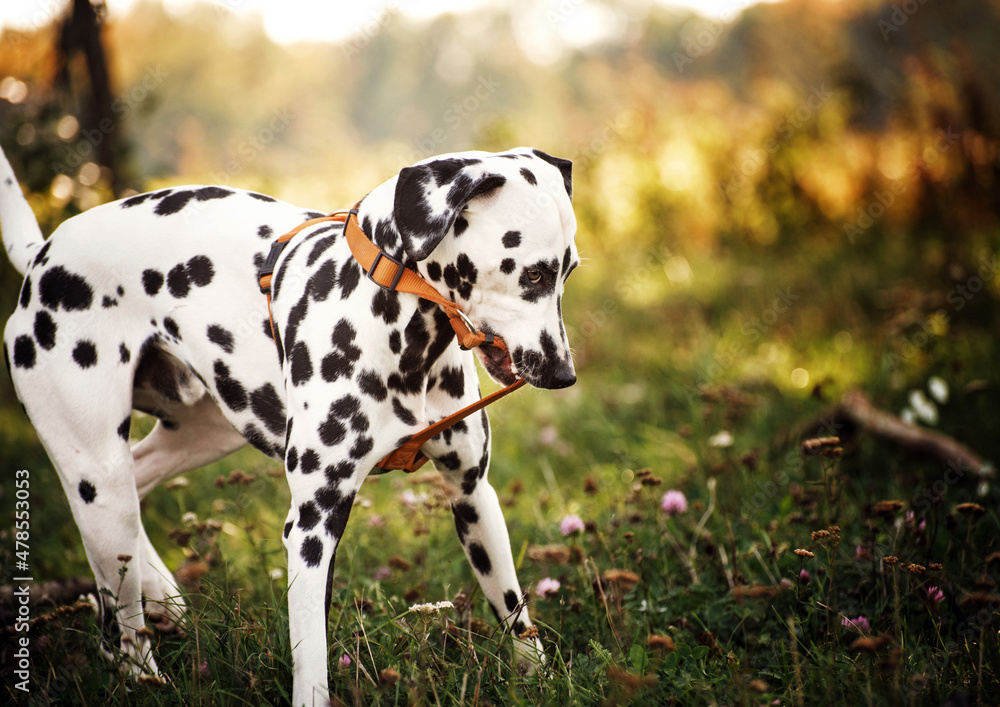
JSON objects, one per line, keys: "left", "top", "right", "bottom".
{"left": 0, "top": 144, "right": 46, "bottom": 276}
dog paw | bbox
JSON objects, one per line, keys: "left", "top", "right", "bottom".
{"left": 137, "top": 673, "right": 168, "bottom": 687}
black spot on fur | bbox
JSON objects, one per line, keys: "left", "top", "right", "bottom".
{"left": 307, "top": 233, "right": 339, "bottom": 267}
{"left": 454, "top": 215, "right": 469, "bottom": 236}
{"left": 500, "top": 258, "right": 516, "bottom": 275}
{"left": 318, "top": 412, "right": 347, "bottom": 447}
{"left": 452, "top": 501, "right": 479, "bottom": 544}
{"left": 117, "top": 416, "right": 131, "bottom": 441}
{"left": 321, "top": 320, "right": 362, "bottom": 382}
{"left": 154, "top": 191, "right": 195, "bottom": 216}
{"left": 39, "top": 266, "right": 93, "bottom": 311}
{"left": 78, "top": 479, "right": 97, "bottom": 504}
{"left": 122, "top": 192, "right": 152, "bottom": 208}
{"left": 213, "top": 360, "right": 248, "bottom": 411}
{"left": 250, "top": 383, "right": 286, "bottom": 436}
{"left": 283, "top": 521, "right": 293, "bottom": 538}
{"left": 392, "top": 397, "right": 417, "bottom": 426}
{"left": 207, "top": 325, "right": 235, "bottom": 354}
{"left": 101, "top": 295, "right": 117, "bottom": 308}
{"left": 468, "top": 542, "right": 492, "bottom": 575}
{"left": 320, "top": 351, "right": 354, "bottom": 382}
{"left": 19, "top": 277, "right": 31, "bottom": 308}
{"left": 504, "top": 589, "right": 519, "bottom": 613}
{"left": 13, "top": 336, "right": 36, "bottom": 369}
{"left": 187, "top": 256, "right": 215, "bottom": 287}
{"left": 163, "top": 317, "right": 181, "bottom": 340}
{"left": 301, "top": 448, "right": 319, "bottom": 474}
{"left": 436, "top": 451, "right": 461, "bottom": 471}
{"left": 324, "top": 494, "right": 355, "bottom": 539}
{"left": 388, "top": 331, "right": 402, "bottom": 354}
{"left": 351, "top": 413, "right": 369, "bottom": 432}
{"left": 338, "top": 260, "right": 360, "bottom": 299}
{"left": 154, "top": 187, "right": 233, "bottom": 216}
{"left": 287, "top": 446, "right": 299, "bottom": 472}
{"left": 329, "top": 395, "right": 361, "bottom": 419}
{"left": 250, "top": 192, "right": 277, "bottom": 203}
{"left": 300, "top": 536, "right": 323, "bottom": 567}
{"left": 324, "top": 461, "right": 354, "bottom": 484}
{"left": 314, "top": 485, "right": 341, "bottom": 512}
{"left": 34, "top": 311, "right": 56, "bottom": 350}
{"left": 561, "top": 246, "right": 574, "bottom": 277}
{"left": 121, "top": 189, "right": 172, "bottom": 209}
{"left": 349, "top": 435, "right": 374, "bottom": 459}
{"left": 242, "top": 423, "right": 276, "bottom": 457}
{"left": 298, "top": 501, "right": 320, "bottom": 531}
{"left": 371, "top": 288, "right": 401, "bottom": 324}
{"left": 358, "top": 369, "right": 388, "bottom": 401}
{"left": 119, "top": 343, "right": 131, "bottom": 363}
{"left": 290, "top": 342, "right": 313, "bottom": 386}
{"left": 72, "top": 340, "right": 97, "bottom": 369}
{"left": 426, "top": 262, "right": 442, "bottom": 281}
{"left": 462, "top": 468, "right": 479, "bottom": 495}
{"left": 309, "top": 260, "right": 338, "bottom": 301}
{"left": 439, "top": 365, "right": 465, "bottom": 399}
{"left": 519, "top": 167, "right": 537, "bottom": 185}
{"left": 443, "top": 264, "right": 460, "bottom": 289}
{"left": 142, "top": 269, "right": 164, "bottom": 296}
{"left": 258, "top": 224, "right": 273, "bottom": 239}
{"left": 167, "top": 264, "right": 191, "bottom": 298}
{"left": 33, "top": 241, "right": 52, "bottom": 267}
{"left": 502, "top": 231, "right": 522, "bottom": 249}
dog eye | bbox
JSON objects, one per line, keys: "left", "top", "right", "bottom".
{"left": 527, "top": 269, "right": 542, "bottom": 284}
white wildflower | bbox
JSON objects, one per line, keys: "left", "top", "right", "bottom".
{"left": 408, "top": 600, "right": 454, "bottom": 615}
{"left": 908, "top": 389, "right": 938, "bottom": 425}
{"left": 928, "top": 376, "right": 949, "bottom": 404}
{"left": 708, "top": 430, "right": 734, "bottom": 448}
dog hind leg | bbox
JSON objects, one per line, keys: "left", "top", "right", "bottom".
{"left": 129, "top": 372, "right": 249, "bottom": 628}
{"left": 13, "top": 371, "right": 160, "bottom": 678}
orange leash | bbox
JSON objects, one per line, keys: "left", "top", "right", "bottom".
{"left": 258, "top": 208, "right": 525, "bottom": 473}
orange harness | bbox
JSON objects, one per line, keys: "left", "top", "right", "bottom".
{"left": 258, "top": 208, "right": 525, "bottom": 473}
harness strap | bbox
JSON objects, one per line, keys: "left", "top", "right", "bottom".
{"left": 258, "top": 207, "right": 525, "bottom": 474}
{"left": 258, "top": 213, "right": 346, "bottom": 340}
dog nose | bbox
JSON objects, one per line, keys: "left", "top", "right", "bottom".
{"left": 548, "top": 362, "right": 576, "bottom": 389}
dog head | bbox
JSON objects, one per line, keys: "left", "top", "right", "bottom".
{"left": 388, "top": 148, "right": 578, "bottom": 390}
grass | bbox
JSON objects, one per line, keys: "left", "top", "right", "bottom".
{"left": 2, "top": 239, "right": 999, "bottom": 705}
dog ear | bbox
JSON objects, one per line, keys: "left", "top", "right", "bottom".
{"left": 393, "top": 161, "right": 507, "bottom": 261}
{"left": 531, "top": 149, "right": 573, "bottom": 200}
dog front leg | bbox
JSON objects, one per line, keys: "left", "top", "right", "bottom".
{"left": 283, "top": 463, "right": 363, "bottom": 706}
{"left": 429, "top": 409, "right": 545, "bottom": 671}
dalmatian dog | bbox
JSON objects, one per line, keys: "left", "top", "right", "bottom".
{"left": 1, "top": 145, "right": 578, "bottom": 705}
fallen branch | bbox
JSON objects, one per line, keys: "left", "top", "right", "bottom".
{"left": 793, "top": 389, "right": 988, "bottom": 475}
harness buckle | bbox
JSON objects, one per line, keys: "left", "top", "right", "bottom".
{"left": 366, "top": 250, "right": 406, "bottom": 291}
{"left": 258, "top": 239, "right": 290, "bottom": 293}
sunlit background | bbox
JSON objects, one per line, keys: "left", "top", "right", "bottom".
{"left": 2, "top": 0, "right": 999, "bottom": 479}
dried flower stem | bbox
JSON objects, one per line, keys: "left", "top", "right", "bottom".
{"left": 788, "top": 615, "right": 805, "bottom": 707}
{"left": 686, "top": 477, "right": 718, "bottom": 582}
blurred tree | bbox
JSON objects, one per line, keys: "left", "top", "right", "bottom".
{"left": 54, "top": 0, "right": 119, "bottom": 192}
